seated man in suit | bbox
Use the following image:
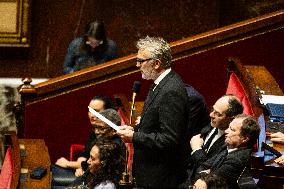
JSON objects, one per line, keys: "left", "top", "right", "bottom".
{"left": 197, "top": 114, "right": 260, "bottom": 189}
{"left": 188, "top": 94, "right": 243, "bottom": 181}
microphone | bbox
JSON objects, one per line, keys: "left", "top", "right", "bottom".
{"left": 132, "top": 81, "right": 141, "bottom": 101}
{"left": 119, "top": 82, "right": 141, "bottom": 185}
{"left": 130, "top": 81, "right": 141, "bottom": 125}
{"left": 81, "top": 161, "right": 89, "bottom": 171}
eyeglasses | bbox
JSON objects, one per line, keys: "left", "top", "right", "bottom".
{"left": 86, "top": 38, "right": 103, "bottom": 46}
{"left": 136, "top": 58, "right": 152, "bottom": 64}
{"left": 188, "top": 186, "right": 196, "bottom": 189}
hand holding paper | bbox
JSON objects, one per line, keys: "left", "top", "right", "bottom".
{"left": 88, "top": 106, "right": 119, "bottom": 131}
{"left": 116, "top": 125, "right": 134, "bottom": 143}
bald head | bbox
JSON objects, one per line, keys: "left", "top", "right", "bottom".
{"left": 210, "top": 95, "right": 243, "bottom": 130}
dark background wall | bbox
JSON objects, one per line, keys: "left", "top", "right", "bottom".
{"left": 0, "top": 0, "right": 283, "bottom": 78}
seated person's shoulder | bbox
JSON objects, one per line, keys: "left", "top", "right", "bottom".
{"left": 106, "top": 38, "right": 116, "bottom": 47}
{"left": 70, "top": 37, "right": 83, "bottom": 46}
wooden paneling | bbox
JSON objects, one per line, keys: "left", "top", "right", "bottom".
{"left": 1, "top": 0, "right": 284, "bottom": 77}
{"left": 0, "top": 0, "right": 219, "bottom": 77}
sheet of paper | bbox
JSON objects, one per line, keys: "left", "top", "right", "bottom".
{"left": 88, "top": 106, "right": 119, "bottom": 131}
{"left": 261, "top": 95, "right": 284, "bottom": 105}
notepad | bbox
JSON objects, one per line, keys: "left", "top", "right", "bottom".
{"left": 266, "top": 103, "right": 284, "bottom": 122}
{"left": 266, "top": 103, "right": 284, "bottom": 117}
{"left": 261, "top": 95, "right": 284, "bottom": 105}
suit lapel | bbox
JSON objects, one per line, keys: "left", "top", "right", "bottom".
{"left": 201, "top": 126, "right": 213, "bottom": 138}
{"left": 142, "top": 71, "right": 174, "bottom": 114}
{"left": 207, "top": 134, "right": 225, "bottom": 155}
{"left": 142, "top": 84, "right": 156, "bottom": 108}
{"left": 211, "top": 144, "right": 228, "bottom": 171}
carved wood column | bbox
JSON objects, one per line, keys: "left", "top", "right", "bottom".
{"left": 17, "top": 78, "right": 37, "bottom": 138}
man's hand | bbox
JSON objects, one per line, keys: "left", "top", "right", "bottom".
{"left": 75, "top": 168, "right": 84, "bottom": 177}
{"left": 190, "top": 134, "right": 204, "bottom": 151}
{"left": 55, "top": 157, "right": 69, "bottom": 168}
{"left": 194, "top": 178, "right": 207, "bottom": 188}
{"left": 270, "top": 132, "right": 284, "bottom": 144}
{"left": 135, "top": 116, "right": 141, "bottom": 125}
{"left": 274, "top": 155, "right": 284, "bottom": 164}
{"left": 117, "top": 125, "right": 134, "bottom": 143}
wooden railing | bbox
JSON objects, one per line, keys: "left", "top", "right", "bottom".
{"left": 20, "top": 9, "right": 284, "bottom": 103}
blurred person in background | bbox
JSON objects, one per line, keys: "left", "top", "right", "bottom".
{"left": 63, "top": 20, "right": 118, "bottom": 74}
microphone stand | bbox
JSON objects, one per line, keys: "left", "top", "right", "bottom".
{"left": 119, "top": 92, "right": 137, "bottom": 187}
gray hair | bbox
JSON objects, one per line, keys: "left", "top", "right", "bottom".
{"left": 136, "top": 36, "right": 172, "bottom": 68}
{"left": 235, "top": 114, "right": 260, "bottom": 148}
{"left": 100, "top": 108, "right": 121, "bottom": 126}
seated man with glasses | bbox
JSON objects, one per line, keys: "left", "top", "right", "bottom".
{"left": 187, "top": 94, "right": 243, "bottom": 184}
{"left": 63, "top": 20, "right": 118, "bottom": 74}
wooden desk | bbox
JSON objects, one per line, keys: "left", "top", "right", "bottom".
{"left": 18, "top": 139, "right": 51, "bottom": 189}
{"left": 226, "top": 62, "right": 284, "bottom": 188}
{"left": 242, "top": 63, "right": 284, "bottom": 188}
{"left": 256, "top": 142, "right": 284, "bottom": 189}
{"left": 252, "top": 126, "right": 284, "bottom": 189}
{"left": 5, "top": 132, "right": 51, "bottom": 189}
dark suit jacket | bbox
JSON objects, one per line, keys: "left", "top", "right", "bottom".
{"left": 208, "top": 147, "right": 252, "bottom": 189}
{"left": 192, "top": 126, "right": 225, "bottom": 167}
{"left": 188, "top": 125, "right": 225, "bottom": 183}
{"left": 133, "top": 70, "right": 190, "bottom": 188}
{"left": 185, "top": 84, "right": 210, "bottom": 139}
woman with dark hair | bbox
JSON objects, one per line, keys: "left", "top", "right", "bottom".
{"left": 67, "top": 141, "right": 124, "bottom": 189}
{"left": 63, "top": 20, "right": 118, "bottom": 74}
{"left": 191, "top": 173, "right": 228, "bottom": 189}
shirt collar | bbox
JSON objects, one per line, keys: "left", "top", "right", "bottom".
{"left": 154, "top": 68, "right": 171, "bottom": 86}
{"left": 227, "top": 147, "right": 238, "bottom": 153}
{"left": 217, "top": 129, "right": 225, "bottom": 136}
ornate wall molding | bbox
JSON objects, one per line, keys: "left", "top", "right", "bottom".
{"left": 0, "top": 0, "right": 30, "bottom": 47}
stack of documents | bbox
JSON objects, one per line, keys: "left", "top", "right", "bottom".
{"left": 261, "top": 95, "right": 284, "bottom": 122}
{"left": 266, "top": 103, "right": 284, "bottom": 122}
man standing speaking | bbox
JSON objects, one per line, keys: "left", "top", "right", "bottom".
{"left": 117, "top": 36, "right": 190, "bottom": 188}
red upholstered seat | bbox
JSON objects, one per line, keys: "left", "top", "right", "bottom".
{"left": 69, "top": 144, "right": 84, "bottom": 161}
{"left": 226, "top": 73, "right": 255, "bottom": 116}
{"left": 226, "top": 72, "right": 258, "bottom": 151}
{"left": 0, "top": 147, "right": 13, "bottom": 189}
